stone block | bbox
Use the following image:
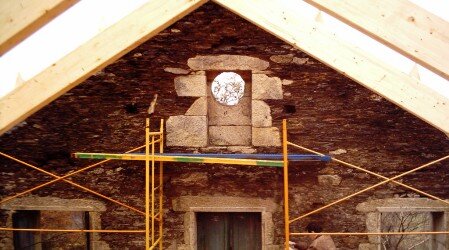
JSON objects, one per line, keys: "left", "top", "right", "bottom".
{"left": 269, "top": 54, "right": 294, "bottom": 64}
{"left": 166, "top": 116, "right": 207, "bottom": 147}
{"left": 185, "top": 97, "right": 207, "bottom": 116}
{"left": 208, "top": 97, "right": 251, "bottom": 125}
{"left": 174, "top": 75, "right": 206, "bottom": 96}
{"left": 282, "top": 79, "right": 294, "bottom": 85}
{"left": 187, "top": 55, "right": 269, "bottom": 70}
{"left": 359, "top": 243, "right": 379, "bottom": 250}
{"left": 172, "top": 172, "right": 209, "bottom": 186}
{"left": 252, "top": 127, "right": 281, "bottom": 146}
{"left": 164, "top": 67, "right": 190, "bottom": 74}
{"left": 317, "top": 175, "right": 342, "bottom": 186}
{"left": 252, "top": 74, "right": 283, "bottom": 100}
{"left": 172, "top": 196, "right": 279, "bottom": 212}
{"left": 356, "top": 198, "right": 449, "bottom": 213}
{"left": 366, "top": 212, "right": 380, "bottom": 244}
{"left": 252, "top": 100, "right": 272, "bottom": 127}
{"left": 209, "top": 126, "right": 251, "bottom": 146}
{"left": 292, "top": 57, "right": 309, "bottom": 65}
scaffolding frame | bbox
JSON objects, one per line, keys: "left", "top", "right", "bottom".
{"left": 283, "top": 119, "right": 449, "bottom": 249}
{"left": 1, "top": 119, "right": 449, "bottom": 249}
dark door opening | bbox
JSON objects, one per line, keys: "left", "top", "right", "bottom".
{"left": 197, "top": 212, "right": 262, "bottom": 250}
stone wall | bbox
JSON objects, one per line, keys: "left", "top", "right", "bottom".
{"left": 1, "top": 2, "right": 449, "bottom": 249}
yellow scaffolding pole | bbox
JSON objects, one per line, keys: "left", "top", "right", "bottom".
{"left": 158, "top": 119, "right": 164, "bottom": 249}
{"left": 285, "top": 140, "right": 449, "bottom": 239}
{"left": 146, "top": 117, "right": 164, "bottom": 250}
{"left": 145, "top": 118, "right": 150, "bottom": 249}
{"left": 282, "top": 119, "right": 290, "bottom": 250}
{"left": 288, "top": 142, "right": 449, "bottom": 207}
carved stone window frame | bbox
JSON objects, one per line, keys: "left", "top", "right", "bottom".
{"left": 357, "top": 198, "right": 449, "bottom": 250}
{"left": 172, "top": 196, "right": 280, "bottom": 250}
{"left": 0, "top": 196, "right": 108, "bottom": 250}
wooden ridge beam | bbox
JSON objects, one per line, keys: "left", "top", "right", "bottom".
{"left": 213, "top": 0, "right": 449, "bottom": 134}
{"left": 0, "top": 0, "right": 208, "bottom": 135}
{"left": 304, "top": 0, "right": 449, "bottom": 81}
{"left": 0, "top": 0, "right": 78, "bottom": 55}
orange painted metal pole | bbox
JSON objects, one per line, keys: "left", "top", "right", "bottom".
{"left": 290, "top": 154, "right": 449, "bottom": 223}
{"left": 151, "top": 131, "right": 156, "bottom": 244}
{"left": 282, "top": 119, "right": 290, "bottom": 250}
{"left": 291, "top": 231, "right": 449, "bottom": 236}
{"left": 287, "top": 142, "right": 449, "bottom": 207}
{"left": 0, "top": 227, "right": 144, "bottom": 233}
{"left": 159, "top": 119, "right": 164, "bottom": 249}
{"left": 145, "top": 118, "right": 150, "bottom": 249}
{"left": 0, "top": 144, "right": 147, "bottom": 206}
{"left": 0, "top": 151, "right": 146, "bottom": 216}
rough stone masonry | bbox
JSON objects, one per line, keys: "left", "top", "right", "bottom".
{"left": 1, "top": 2, "right": 449, "bottom": 250}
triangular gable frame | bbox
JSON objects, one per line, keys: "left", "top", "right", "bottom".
{"left": 0, "top": 0, "right": 448, "bottom": 135}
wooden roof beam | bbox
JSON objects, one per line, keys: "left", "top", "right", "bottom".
{"left": 0, "top": 0, "right": 208, "bottom": 135}
{"left": 214, "top": 0, "right": 449, "bottom": 134}
{"left": 304, "top": 0, "right": 449, "bottom": 81}
{"left": 0, "top": 0, "right": 78, "bottom": 55}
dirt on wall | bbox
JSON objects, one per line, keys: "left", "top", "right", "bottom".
{"left": 1, "top": 2, "right": 449, "bottom": 249}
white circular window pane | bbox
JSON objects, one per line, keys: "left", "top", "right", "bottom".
{"left": 211, "top": 72, "right": 245, "bottom": 106}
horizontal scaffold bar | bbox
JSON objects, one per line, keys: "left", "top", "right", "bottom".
{"left": 139, "top": 153, "right": 330, "bottom": 162}
{"left": 73, "top": 153, "right": 285, "bottom": 167}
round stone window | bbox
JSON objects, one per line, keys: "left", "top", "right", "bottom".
{"left": 211, "top": 72, "right": 245, "bottom": 106}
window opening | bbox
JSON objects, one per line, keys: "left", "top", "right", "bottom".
{"left": 380, "top": 211, "right": 446, "bottom": 250}
{"left": 211, "top": 72, "right": 245, "bottom": 106}
{"left": 197, "top": 212, "right": 261, "bottom": 250}
{"left": 12, "top": 210, "right": 90, "bottom": 250}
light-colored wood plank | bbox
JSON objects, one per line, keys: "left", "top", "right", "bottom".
{"left": 304, "top": 0, "right": 449, "bottom": 80}
{"left": 0, "top": 0, "right": 78, "bottom": 55}
{"left": 214, "top": 0, "right": 449, "bottom": 134}
{"left": 0, "top": 0, "right": 208, "bottom": 135}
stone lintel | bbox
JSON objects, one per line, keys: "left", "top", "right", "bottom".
{"left": 187, "top": 55, "right": 269, "bottom": 71}
{"left": 252, "top": 127, "right": 281, "bottom": 147}
{"left": 356, "top": 198, "right": 449, "bottom": 213}
{"left": 174, "top": 75, "right": 206, "bottom": 97}
{"left": 0, "top": 196, "right": 106, "bottom": 211}
{"left": 166, "top": 116, "right": 207, "bottom": 147}
{"left": 172, "top": 196, "right": 279, "bottom": 212}
{"left": 252, "top": 74, "right": 283, "bottom": 100}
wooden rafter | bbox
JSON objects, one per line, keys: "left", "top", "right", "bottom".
{"left": 0, "top": 0, "right": 208, "bottom": 135}
{"left": 0, "top": 0, "right": 78, "bottom": 55}
{"left": 304, "top": 0, "right": 449, "bottom": 81}
{"left": 213, "top": 0, "right": 449, "bottom": 134}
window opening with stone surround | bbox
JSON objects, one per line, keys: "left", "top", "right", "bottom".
{"left": 207, "top": 70, "right": 252, "bottom": 146}
{"left": 166, "top": 55, "right": 283, "bottom": 148}
{"left": 356, "top": 198, "right": 449, "bottom": 250}
{"left": 211, "top": 72, "right": 246, "bottom": 106}
{"left": 1, "top": 197, "right": 106, "bottom": 250}
{"left": 380, "top": 211, "right": 445, "bottom": 250}
{"left": 13, "top": 210, "right": 90, "bottom": 250}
